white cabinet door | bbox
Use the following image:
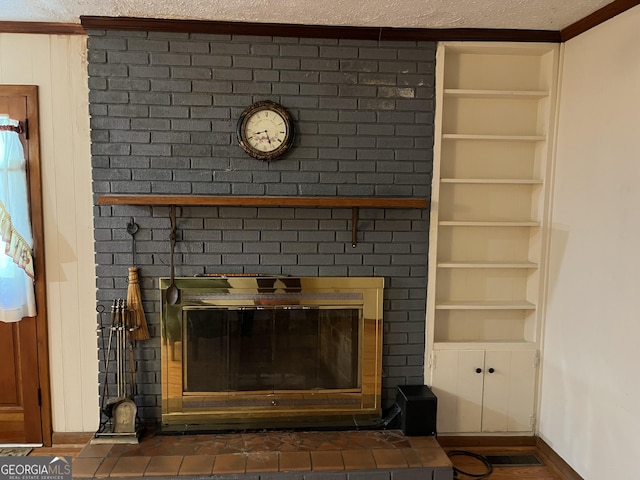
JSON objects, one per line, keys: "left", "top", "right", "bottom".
{"left": 430, "top": 349, "right": 537, "bottom": 433}
{"left": 481, "top": 350, "right": 511, "bottom": 432}
{"left": 430, "top": 349, "right": 485, "bottom": 433}
{"left": 483, "top": 349, "right": 537, "bottom": 432}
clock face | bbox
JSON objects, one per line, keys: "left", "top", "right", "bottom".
{"left": 245, "top": 109, "right": 287, "bottom": 152}
{"left": 237, "top": 101, "right": 294, "bottom": 161}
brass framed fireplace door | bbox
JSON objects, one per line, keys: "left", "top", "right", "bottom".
{"left": 161, "top": 276, "right": 383, "bottom": 431}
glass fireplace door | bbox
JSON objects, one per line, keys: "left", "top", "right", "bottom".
{"left": 183, "top": 306, "right": 360, "bottom": 394}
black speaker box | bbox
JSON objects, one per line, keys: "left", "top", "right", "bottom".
{"left": 396, "top": 384, "right": 437, "bottom": 436}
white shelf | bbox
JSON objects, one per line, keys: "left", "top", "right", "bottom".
{"left": 444, "top": 89, "right": 548, "bottom": 99}
{"left": 437, "top": 261, "right": 537, "bottom": 269}
{"left": 433, "top": 341, "right": 538, "bottom": 351}
{"left": 439, "top": 220, "right": 540, "bottom": 227}
{"left": 442, "top": 134, "right": 546, "bottom": 142}
{"left": 440, "top": 178, "right": 543, "bottom": 185}
{"left": 435, "top": 301, "right": 537, "bottom": 310}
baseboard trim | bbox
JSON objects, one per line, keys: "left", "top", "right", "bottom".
{"left": 51, "top": 432, "right": 93, "bottom": 446}
{"left": 436, "top": 435, "right": 536, "bottom": 447}
{"left": 536, "top": 437, "right": 584, "bottom": 480}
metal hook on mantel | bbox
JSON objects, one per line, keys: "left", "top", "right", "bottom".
{"left": 351, "top": 207, "right": 359, "bottom": 248}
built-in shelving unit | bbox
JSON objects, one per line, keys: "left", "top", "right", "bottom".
{"left": 426, "top": 42, "right": 559, "bottom": 434}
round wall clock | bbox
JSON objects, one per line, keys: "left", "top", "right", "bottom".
{"left": 236, "top": 100, "right": 295, "bottom": 161}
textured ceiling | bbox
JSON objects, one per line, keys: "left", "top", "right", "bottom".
{"left": 0, "top": 0, "right": 614, "bottom": 30}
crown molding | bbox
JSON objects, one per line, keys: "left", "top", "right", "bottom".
{"left": 3, "top": 1, "right": 639, "bottom": 42}
{"left": 0, "top": 21, "right": 85, "bottom": 34}
{"left": 79, "top": 16, "right": 561, "bottom": 43}
{"left": 561, "top": 0, "right": 640, "bottom": 41}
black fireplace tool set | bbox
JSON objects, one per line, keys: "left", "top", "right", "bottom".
{"left": 93, "top": 216, "right": 152, "bottom": 444}
{"left": 92, "top": 299, "right": 140, "bottom": 444}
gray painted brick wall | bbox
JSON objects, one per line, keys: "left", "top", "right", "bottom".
{"left": 87, "top": 29, "right": 435, "bottom": 423}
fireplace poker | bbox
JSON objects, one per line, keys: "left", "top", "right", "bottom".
{"left": 118, "top": 299, "right": 125, "bottom": 399}
{"left": 100, "top": 300, "right": 118, "bottom": 418}
{"left": 125, "top": 303, "right": 137, "bottom": 397}
{"left": 102, "top": 299, "right": 128, "bottom": 419}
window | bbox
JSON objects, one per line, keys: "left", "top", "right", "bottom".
{"left": 0, "top": 116, "right": 36, "bottom": 322}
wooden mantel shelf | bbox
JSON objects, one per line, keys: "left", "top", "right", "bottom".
{"left": 97, "top": 194, "right": 428, "bottom": 209}
{"left": 98, "top": 194, "right": 428, "bottom": 247}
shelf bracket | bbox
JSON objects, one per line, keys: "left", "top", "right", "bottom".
{"left": 351, "top": 207, "right": 359, "bottom": 248}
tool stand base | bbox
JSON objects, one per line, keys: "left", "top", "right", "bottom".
{"left": 90, "top": 430, "right": 140, "bottom": 445}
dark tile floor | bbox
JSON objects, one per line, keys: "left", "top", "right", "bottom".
{"left": 72, "top": 429, "right": 453, "bottom": 478}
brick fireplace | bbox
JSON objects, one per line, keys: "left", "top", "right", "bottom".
{"left": 88, "top": 28, "right": 435, "bottom": 424}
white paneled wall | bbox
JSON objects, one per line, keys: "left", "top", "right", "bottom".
{"left": 0, "top": 34, "right": 97, "bottom": 432}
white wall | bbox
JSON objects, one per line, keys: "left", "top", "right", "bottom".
{"left": 0, "top": 34, "right": 98, "bottom": 433}
{"left": 541, "top": 6, "right": 640, "bottom": 478}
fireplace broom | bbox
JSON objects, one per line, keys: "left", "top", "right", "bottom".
{"left": 127, "top": 267, "right": 150, "bottom": 341}
{"left": 126, "top": 218, "right": 150, "bottom": 341}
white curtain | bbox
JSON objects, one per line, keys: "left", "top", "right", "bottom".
{"left": 0, "top": 116, "right": 36, "bottom": 322}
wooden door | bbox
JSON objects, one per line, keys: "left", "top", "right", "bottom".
{"left": 0, "top": 86, "right": 50, "bottom": 445}
{"left": 0, "top": 320, "right": 42, "bottom": 443}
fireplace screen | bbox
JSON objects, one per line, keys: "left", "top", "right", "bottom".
{"left": 185, "top": 306, "right": 359, "bottom": 392}
{"left": 161, "top": 276, "right": 383, "bottom": 431}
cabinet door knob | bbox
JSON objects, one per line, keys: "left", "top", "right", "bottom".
{"left": 475, "top": 368, "right": 482, "bottom": 374}
{"left": 488, "top": 368, "right": 495, "bottom": 374}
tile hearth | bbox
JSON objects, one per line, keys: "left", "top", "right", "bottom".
{"left": 73, "top": 429, "right": 453, "bottom": 479}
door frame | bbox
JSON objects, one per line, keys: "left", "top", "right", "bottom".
{"left": 1, "top": 85, "right": 52, "bottom": 446}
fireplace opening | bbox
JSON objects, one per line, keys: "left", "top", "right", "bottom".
{"left": 185, "top": 306, "right": 359, "bottom": 392}
{"left": 161, "top": 276, "right": 383, "bottom": 431}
